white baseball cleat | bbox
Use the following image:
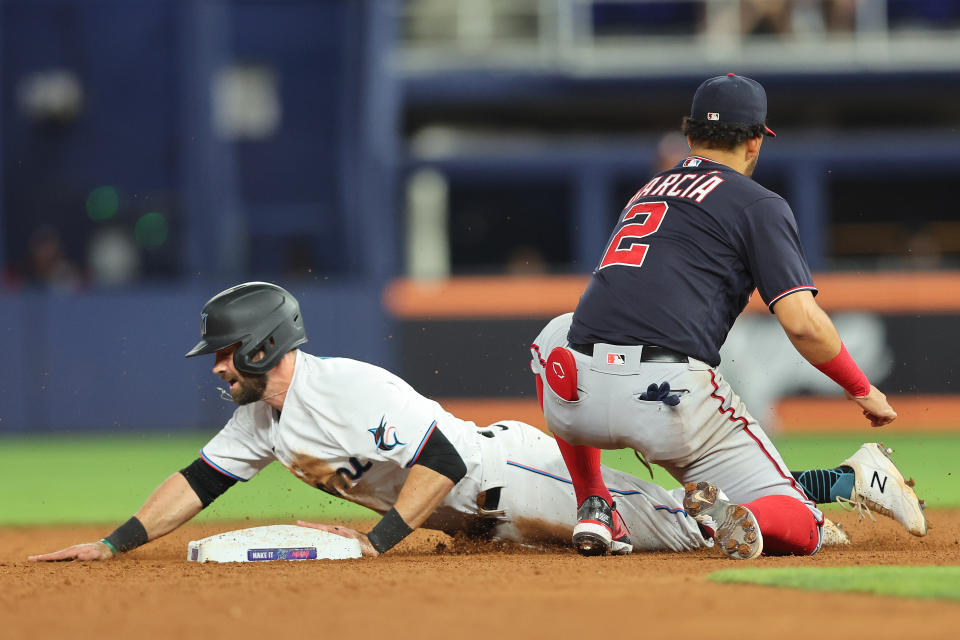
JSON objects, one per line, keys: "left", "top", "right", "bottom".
{"left": 839, "top": 443, "right": 928, "bottom": 536}
{"left": 820, "top": 518, "right": 851, "bottom": 546}
{"left": 683, "top": 481, "right": 763, "bottom": 560}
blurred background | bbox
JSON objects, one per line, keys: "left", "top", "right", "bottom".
{"left": 1, "top": 0, "right": 958, "bottom": 439}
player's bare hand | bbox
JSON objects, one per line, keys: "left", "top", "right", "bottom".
{"left": 848, "top": 385, "right": 897, "bottom": 428}
{"left": 296, "top": 520, "right": 379, "bottom": 557}
{"left": 28, "top": 541, "right": 115, "bottom": 562}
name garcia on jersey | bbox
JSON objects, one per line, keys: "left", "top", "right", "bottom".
{"left": 630, "top": 169, "right": 725, "bottom": 205}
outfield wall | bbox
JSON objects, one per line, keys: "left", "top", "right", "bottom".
{"left": 0, "top": 284, "right": 390, "bottom": 433}
{"left": 1, "top": 272, "right": 956, "bottom": 434}
{"left": 387, "top": 272, "right": 960, "bottom": 432}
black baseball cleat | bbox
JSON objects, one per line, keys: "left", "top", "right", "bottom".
{"left": 572, "top": 495, "right": 614, "bottom": 556}
{"left": 683, "top": 481, "right": 763, "bottom": 560}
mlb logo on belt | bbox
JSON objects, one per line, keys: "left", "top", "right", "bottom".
{"left": 707, "top": 112, "right": 719, "bottom": 120}
{"left": 607, "top": 353, "right": 625, "bottom": 366}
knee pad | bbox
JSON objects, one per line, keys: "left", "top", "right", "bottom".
{"left": 546, "top": 347, "right": 578, "bottom": 401}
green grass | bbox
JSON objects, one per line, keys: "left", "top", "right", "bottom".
{"left": 708, "top": 566, "right": 960, "bottom": 602}
{"left": 0, "top": 433, "right": 374, "bottom": 525}
{"left": 1, "top": 431, "right": 957, "bottom": 525}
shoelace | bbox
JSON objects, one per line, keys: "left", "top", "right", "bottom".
{"left": 836, "top": 495, "right": 891, "bottom": 522}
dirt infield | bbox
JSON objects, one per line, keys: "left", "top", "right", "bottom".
{"left": 2, "top": 509, "right": 958, "bottom": 640}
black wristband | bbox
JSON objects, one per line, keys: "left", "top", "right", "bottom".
{"left": 102, "top": 517, "right": 149, "bottom": 554}
{"left": 366, "top": 508, "right": 413, "bottom": 554}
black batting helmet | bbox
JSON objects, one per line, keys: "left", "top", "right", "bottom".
{"left": 184, "top": 282, "right": 307, "bottom": 375}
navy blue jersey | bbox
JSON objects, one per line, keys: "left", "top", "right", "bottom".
{"left": 569, "top": 156, "right": 817, "bottom": 366}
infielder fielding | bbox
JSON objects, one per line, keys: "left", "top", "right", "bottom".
{"left": 28, "top": 282, "right": 909, "bottom": 562}
{"left": 533, "top": 313, "right": 926, "bottom": 556}
{"left": 537, "top": 74, "right": 917, "bottom": 559}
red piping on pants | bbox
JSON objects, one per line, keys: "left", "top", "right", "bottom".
{"left": 707, "top": 370, "right": 824, "bottom": 525}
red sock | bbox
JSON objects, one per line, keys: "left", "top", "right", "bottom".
{"left": 744, "top": 495, "right": 819, "bottom": 556}
{"left": 555, "top": 437, "right": 612, "bottom": 508}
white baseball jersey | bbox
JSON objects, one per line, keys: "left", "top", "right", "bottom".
{"left": 201, "top": 351, "right": 484, "bottom": 516}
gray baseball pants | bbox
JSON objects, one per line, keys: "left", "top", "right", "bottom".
{"left": 540, "top": 343, "right": 823, "bottom": 534}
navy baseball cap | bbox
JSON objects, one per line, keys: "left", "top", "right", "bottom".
{"left": 690, "top": 73, "right": 776, "bottom": 137}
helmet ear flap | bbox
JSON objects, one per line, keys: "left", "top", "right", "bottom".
{"left": 233, "top": 334, "right": 276, "bottom": 375}
{"left": 233, "top": 319, "right": 308, "bottom": 375}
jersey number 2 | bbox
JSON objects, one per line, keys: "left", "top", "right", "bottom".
{"left": 598, "top": 201, "right": 668, "bottom": 270}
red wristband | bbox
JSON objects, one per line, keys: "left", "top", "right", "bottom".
{"left": 813, "top": 343, "right": 871, "bottom": 397}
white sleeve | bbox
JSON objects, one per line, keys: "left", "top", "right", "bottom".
{"left": 360, "top": 378, "right": 457, "bottom": 469}
{"left": 200, "top": 406, "right": 274, "bottom": 481}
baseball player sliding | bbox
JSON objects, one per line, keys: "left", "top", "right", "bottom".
{"left": 29, "top": 283, "right": 920, "bottom": 562}
{"left": 538, "top": 74, "right": 922, "bottom": 560}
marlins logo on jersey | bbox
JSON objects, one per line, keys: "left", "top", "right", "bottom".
{"left": 369, "top": 416, "right": 406, "bottom": 451}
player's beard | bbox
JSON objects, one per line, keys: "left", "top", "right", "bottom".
{"left": 745, "top": 154, "right": 759, "bottom": 177}
{"left": 231, "top": 373, "right": 267, "bottom": 405}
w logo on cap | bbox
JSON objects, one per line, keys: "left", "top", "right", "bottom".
{"left": 707, "top": 112, "right": 719, "bottom": 120}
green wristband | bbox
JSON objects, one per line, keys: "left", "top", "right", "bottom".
{"left": 100, "top": 538, "right": 119, "bottom": 556}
